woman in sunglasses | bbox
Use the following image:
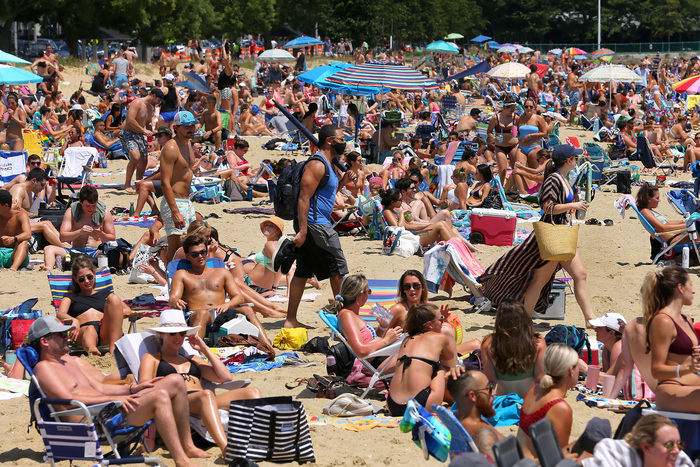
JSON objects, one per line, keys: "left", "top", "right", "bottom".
{"left": 56, "top": 255, "right": 131, "bottom": 355}
{"left": 517, "top": 98, "right": 547, "bottom": 168}
{"left": 487, "top": 94, "right": 521, "bottom": 183}
{"left": 386, "top": 303, "right": 456, "bottom": 415}
{"left": 140, "top": 309, "right": 261, "bottom": 457}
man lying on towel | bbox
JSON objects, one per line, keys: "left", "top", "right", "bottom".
{"left": 169, "top": 233, "right": 272, "bottom": 345}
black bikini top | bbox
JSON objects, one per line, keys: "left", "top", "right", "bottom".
{"left": 156, "top": 355, "right": 202, "bottom": 382}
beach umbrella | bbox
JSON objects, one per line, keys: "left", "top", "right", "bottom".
{"left": 485, "top": 62, "right": 530, "bottom": 79}
{"left": 471, "top": 35, "right": 491, "bottom": 43}
{"left": 0, "top": 50, "right": 30, "bottom": 65}
{"left": 578, "top": 65, "right": 644, "bottom": 84}
{"left": 444, "top": 33, "right": 464, "bottom": 40}
{"left": 256, "top": 49, "right": 296, "bottom": 62}
{"left": 518, "top": 46, "right": 534, "bottom": 54}
{"left": 0, "top": 64, "right": 42, "bottom": 85}
{"left": 297, "top": 63, "right": 381, "bottom": 96}
{"left": 497, "top": 45, "right": 518, "bottom": 54}
{"left": 592, "top": 48, "right": 615, "bottom": 57}
{"left": 574, "top": 55, "right": 588, "bottom": 60}
{"left": 548, "top": 48, "right": 562, "bottom": 56}
{"left": 485, "top": 41, "right": 500, "bottom": 50}
{"left": 284, "top": 36, "right": 323, "bottom": 48}
{"left": 425, "top": 40, "right": 459, "bottom": 54}
{"left": 566, "top": 47, "right": 587, "bottom": 56}
{"left": 176, "top": 71, "right": 211, "bottom": 93}
{"left": 673, "top": 75, "right": 700, "bottom": 94}
{"left": 326, "top": 62, "right": 439, "bottom": 91}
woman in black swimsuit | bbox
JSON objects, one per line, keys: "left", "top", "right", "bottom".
{"left": 57, "top": 256, "right": 131, "bottom": 355}
{"left": 140, "top": 310, "right": 262, "bottom": 457}
{"left": 487, "top": 94, "right": 522, "bottom": 183}
{"left": 386, "top": 303, "right": 457, "bottom": 416}
{"left": 642, "top": 265, "right": 700, "bottom": 413}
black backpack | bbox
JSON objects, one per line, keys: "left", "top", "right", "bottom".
{"left": 273, "top": 154, "right": 330, "bottom": 221}
{"left": 326, "top": 342, "right": 354, "bottom": 378}
{"left": 544, "top": 324, "right": 592, "bottom": 364}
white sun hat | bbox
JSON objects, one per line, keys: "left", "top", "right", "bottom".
{"left": 146, "top": 309, "right": 201, "bottom": 336}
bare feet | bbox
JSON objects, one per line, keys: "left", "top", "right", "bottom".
{"left": 261, "top": 309, "right": 287, "bottom": 319}
{"left": 283, "top": 319, "right": 313, "bottom": 329}
{"left": 185, "top": 446, "right": 212, "bottom": 458}
{"left": 87, "top": 347, "right": 100, "bottom": 356}
{"left": 307, "top": 276, "right": 321, "bottom": 289}
{"left": 123, "top": 186, "right": 136, "bottom": 194}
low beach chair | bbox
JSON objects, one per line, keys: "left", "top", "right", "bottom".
{"left": 55, "top": 146, "right": 96, "bottom": 204}
{"left": 638, "top": 135, "right": 676, "bottom": 176}
{"left": 16, "top": 346, "right": 159, "bottom": 464}
{"left": 529, "top": 418, "right": 580, "bottom": 467}
{"left": 0, "top": 150, "right": 27, "bottom": 186}
{"left": 401, "top": 398, "right": 452, "bottom": 462}
{"left": 490, "top": 176, "right": 541, "bottom": 219}
{"left": 432, "top": 404, "right": 479, "bottom": 458}
{"left": 492, "top": 435, "right": 526, "bottom": 467}
{"left": 318, "top": 310, "right": 402, "bottom": 398}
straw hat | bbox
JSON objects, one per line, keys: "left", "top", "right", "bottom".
{"left": 146, "top": 309, "right": 201, "bottom": 336}
{"left": 260, "top": 216, "right": 284, "bottom": 235}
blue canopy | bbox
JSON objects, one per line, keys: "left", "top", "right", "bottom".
{"left": 441, "top": 61, "right": 491, "bottom": 82}
{"left": 471, "top": 35, "right": 492, "bottom": 43}
{"left": 284, "top": 36, "right": 323, "bottom": 48}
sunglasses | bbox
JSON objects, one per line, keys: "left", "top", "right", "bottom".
{"left": 166, "top": 331, "right": 188, "bottom": 336}
{"left": 29, "top": 161, "right": 42, "bottom": 166}
{"left": 662, "top": 441, "right": 685, "bottom": 453}
{"left": 524, "top": 105, "right": 534, "bottom": 109}
{"left": 403, "top": 282, "right": 422, "bottom": 290}
{"left": 77, "top": 274, "right": 94, "bottom": 283}
{"left": 365, "top": 289, "right": 373, "bottom": 295}
{"left": 188, "top": 249, "right": 207, "bottom": 258}
{"left": 51, "top": 331, "right": 69, "bottom": 339}
{"left": 473, "top": 383, "right": 495, "bottom": 395}
{"left": 433, "top": 315, "right": 445, "bottom": 323}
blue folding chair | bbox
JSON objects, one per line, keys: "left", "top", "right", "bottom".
{"left": 432, "top": 405, "right": 479, "bottom": 459}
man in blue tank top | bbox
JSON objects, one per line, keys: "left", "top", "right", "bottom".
{"left": 284, "top": 125, "right": 354, "bottom": 328}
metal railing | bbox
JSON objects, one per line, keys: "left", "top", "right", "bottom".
{"left": 518, "top": 42, "right": 700, "bottom": 54}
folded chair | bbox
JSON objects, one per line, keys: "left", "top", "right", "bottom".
{"left": 113, "top": 332, "right": 251, "bottom": 444}
{"left": 47, "top": 269, "right": 142, "bottom": 336}
{"left": 432, "top": 404, "right": 479, "bottom": 458}
{"left": 16, "top": 347, "right": 161, "bottom": 465}
{"left": 318, "top": 310, "right": 402, "bottom": 398}
{"left": 625, "top": 200, "right": 700, "bottom": 265}
{"left": 529, "top": 418, "right": 580, "bottom": 467}
{"left": 190, "top": 176, "right": 228, "bottom": 204}
{"left": 0, "top": 150, "right": 27, "bottom": 186}
{"left": 55, "top": 146, "right": 97, "bottom": 203}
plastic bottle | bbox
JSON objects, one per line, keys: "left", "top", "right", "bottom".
{"left": 129, "top": 202, "right": 135, "bottom": 216}
{"left": 326, "top": 355, "right": 336, "bottom": 368}
{"left": 683, "top": 246, "right": 690, "bottom": 269}
{"left": 371, "top": 303, "right": 393, "bottom": 328}
{"left": 575, "top": 192, "right": 586, "bottom": 220}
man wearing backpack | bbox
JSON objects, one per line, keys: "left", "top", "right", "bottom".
{"left": 283, "top": 125, "right": 354, "bottom": 328}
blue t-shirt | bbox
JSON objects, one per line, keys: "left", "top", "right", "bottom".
{"left": 308, "top": 154, "right": 338, "bottom": 226}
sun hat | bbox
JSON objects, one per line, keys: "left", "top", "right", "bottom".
{"left": 588, "top": 312, "right": 627, "bottom": 332}
{"left": 28, "top": 316, "right": 76, "bottom": 343}
{"left": 146, "top": 309, "right": 201, "bottom": 336}
{"left": 260, "top": 216, "right": 284, "bottom": 235}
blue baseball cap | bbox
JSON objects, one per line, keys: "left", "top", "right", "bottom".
{"left": 173, "top": 111, "right": 197, "bottom": 126}
{"left": 251, "top": 105, "right": 260, "bottom": 114}
{"left": 551, "top": 144, "right": 583, "bottom": 163}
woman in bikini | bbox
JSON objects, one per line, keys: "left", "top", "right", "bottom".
{"left": 140, "top": 310, "right": 261, "bottom": 457}
{"left": 386, "top": 303, "right": 456, "bottom": 415}
{"left": 242, "top": 217, "right": 285, "bottom": 295}
{"left": 669, "top": 116, "right": 694, "bottom": 149}
{"left": 643, "top": 265, "right": 700, "bottom": 413}
{"left": 441, "top": 167, "right": 470, "bottom": 210}
{"left": 56, "top": 255, "right": 131, "bottom": 355}
{"left": 517, "top": 343, "right": 579, "bottom": 459}
{"left": 636, "top": 183, "right": 695, "bottom": 246}
{"left": 487, "top": 94, "right": 521, "bottom": 182}
{"left": 517, "top": 98, "right": 547, "bottom": 167}
{"left": 5, "top": 93, "right": 26, "bottom": 151}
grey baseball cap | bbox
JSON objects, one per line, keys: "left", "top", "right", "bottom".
{"left": 28, "top": 316, "right": 75, "bottom": 343}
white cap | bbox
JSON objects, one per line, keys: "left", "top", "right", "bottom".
{"left": 163, "top": 73, "right": 175, "bottom": 81}
{"left": 589, "top": 313, "right": 627, "bottom": 332}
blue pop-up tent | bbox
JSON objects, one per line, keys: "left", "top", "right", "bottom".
{"left": 471, "top": 35, "right": 492, "bottom": 43}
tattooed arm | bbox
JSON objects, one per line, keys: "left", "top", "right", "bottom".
{"left": 473, "top": 425, "right": 503, "bottom": 462}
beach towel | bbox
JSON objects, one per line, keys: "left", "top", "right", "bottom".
{"left": 575, "top": 393, "right": 646, "bottom": 410}
{"left": 423, "top": 238, "right": 484, "bottom": 296}
{"left": 225, "top": 351, "right": 296, "bottom": 373}
{"left": 357, "top": 279, "right": 400, "bottom": 322}
{"left": 435, "top": 165, "right": 456, "bottom": 198}
{"left": 613, "top": 195, "right": 636, "bottom": 218}
{"left": 307, "top": 414, "right": 401, "bottom": 432}
{"left": 0, "top": 374, "right": 30, "bottom": 396}
{"left": 114, "top": 216, "right": 158, "bottom": 228}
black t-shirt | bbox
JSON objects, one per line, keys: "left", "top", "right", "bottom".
{"left": 218, "top": 69, "right": 234, "bottom": 90}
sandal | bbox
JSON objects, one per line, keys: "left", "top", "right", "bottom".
{"left": 585, "top": 218, "right": 601, "bottom": 226}
{"left": 603, "top": 219, "right": 614, "bottom": 226}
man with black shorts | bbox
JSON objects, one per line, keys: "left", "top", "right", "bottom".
{"left": 120, "top": 88, "right": 163, "bottom": 192}
{"left": 283, "top": 125, "right": 354, "bottom": 328}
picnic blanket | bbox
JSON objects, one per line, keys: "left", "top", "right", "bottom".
{"left": 307, "top": 414, "right": 401, "bottom": 431}
{"left": 114, "top": 216, "right": 157, "bottom": 228}
{"left": 225, "top": 351, "right": 297, "bottom": 373}
{"left": 576, "top": 393, "right": 648, "bottom": 410}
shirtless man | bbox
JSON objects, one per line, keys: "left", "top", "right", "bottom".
{"left": 199, "top": 95, "right": 224, "bottom": 150}
{"left": 160, "top": 111, "right": 197, "bottom": 263}
{"left": 120, "top": 88, "right": 163, "bottom": 192}
{"left": 455, "top": 108, "right": 481, "bottom": 134}
{"left": 92, "top": 119, "right": 122, "bottom": 153}
{"left": 526, "top": 64, "right": 540, "bottom": 101}
{"left": 28, "top": 316, "right": 209, "bottom": 467}
{"left": 42, "top": 185, "right": 116, "bottom": 269}
{"left": 169, "top": 234, "right": 271, "bottom": 345}
{"left": 0, "top": 190, "right": 31, "bottom": 270}
{"left": 567, "top": 64, "right": 583, "bottom": 125}
{"left": 3, "top": 154, "right": 56, "bottom": 205}
{"left": 58, "top": 126, "right": 84, "bottom": 156}
{"left": 447, "top": 367, "right": 504, "bottom": 463}
{"left": 609, "top": 317, "right": 658, "bottom": 399}
{"left": 9, "top": 168, "right": 68, "bottom": 248}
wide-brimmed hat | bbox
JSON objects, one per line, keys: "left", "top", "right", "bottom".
{"left": 146, "top": 309, "right": 201, "bottom": 336}
{"left": 260, "top": 216, "right": 284, "bottom": 235}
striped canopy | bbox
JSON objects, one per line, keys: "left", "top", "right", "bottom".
{"left": 566, "top": 47, "right": 587, "bottom": 55}
{"left": 592, "top": 48, "right": 615, "bottom": 57}
{"left": 673, "top": 75, "right": 700, "bottom": 94}
{"left": 326, "top": 63, "right": 438, "bottom": 91}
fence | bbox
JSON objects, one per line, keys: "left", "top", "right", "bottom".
{"left": 520, "top": 41, "right": 700, "bottom": 54}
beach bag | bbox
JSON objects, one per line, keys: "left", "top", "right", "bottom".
{"left": 273, "top": 154, "right": 329, "bottom": 220}
{"left": 224, "top": 179, "right": 247, "bottom": 201}
{"left": 273, "top": 328, "right": 308, "bottom": 350}
{"left": 545, "top": 324, "right": 592, "bottom": 364}
{"left": 0, "top": 298, "right": 41, "bottom": 353}
{"left": 326, "top": 342, "right": 354, "bottom": 378}
{"left": 217, "top": 333, "right": 276, "bottom": 361}
{"left": 382, "top": 227, "right": 420, "bottom": 257}
{"left": 400, "top": 399, "right": 452, "bottom": 462}
{"left": 616, "top": 170, "right": 632, "bottom": 194}
{"left": 624, "top": 367, "right": 655, "bottom": 401}
{"left": 382, "top": 227, "right": 402, "bottom": 255}
{"left": 613, "top": 400, "right": 652, "bottom": 439}
{"left": 322, "top": 394, "right": 382, "bottom": 417}
{"left": 479, "top": 189, "right": 503, "bottom": 210}
{"left": 225, "top": 396, "right": 315, "bottom": 463}
{"left": 532, "top": 205, "right": 579, "bottom": 261}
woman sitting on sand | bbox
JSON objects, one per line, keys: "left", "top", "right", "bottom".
{"left": 637, "top": 183, "right": 694, "bottom": 246}
{"left": 517, "top": 343, "right": 579, "bottom": 459}
{"left": 241, "top": 217, "right": 285, "bottom": 295}
{"left": 643, "top": 265, "right": 700, "bottom": 413}
{"left": 239, "top": 104, "right": 274, "bottom": 137}
{"left": 140, "top": 310, "right": 261, "bottom": 457}
{"left": 386, "top": 303, "right": 455, "bottom": 416}
{"left": 481, "top": 300, "right": 546, "bottom": 398}
{"left": 56, "top": 255, "right": 131, "bottom": 355}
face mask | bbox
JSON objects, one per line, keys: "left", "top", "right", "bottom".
{"left": 332, "top": 141, "right": 346, "bottom": 155}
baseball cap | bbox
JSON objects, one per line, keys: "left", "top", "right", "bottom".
{"left": 155, "top": 126, "right": 173, "bottom": 137}
{"left": 616, "top": 115, "right": 633, "bottom": 129}
{"left": 589, "top": 313, "right": 627, "bottom": 332}
{"left": 551, "top": 144, "right": 583, "bottom": 163}
{"left": 0, "top": 189, "right": 11, "bottom": 206}
{"left": 163, "top": 73, "right": 175, "bottom": 82}
{"left": 150, "top": 88, "right": 165, "bottom": 100}
{"left": 570, "top": 418, "right": 612, "bottom": 455}
{"left": 251, "top": 105, "right": 260, "bottom": 114}
{"left": 174, "top": 111, "right": 197, "bottom": 126}
{"left": 70, "top": 104, "right": 83, "bottom": 111}
{"left": 28, "top": 316, "right": 76, "bottom": 343}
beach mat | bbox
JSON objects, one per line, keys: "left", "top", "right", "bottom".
{"left": 307, "top": 414, "right": 401, "bottom": 431}
{"left": 359, "top": 279, "right": 399, "bottom": 323}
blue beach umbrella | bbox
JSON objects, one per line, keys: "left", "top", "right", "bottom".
{"left": 0, "top": 65, "right": 42, "bottom": 85}
{"left": 284, "top": 36, "right": 323, "bottom": 48}
{"left": 0, "top": 50, "right": 30, "bottom": 65}
{"left": 425, "top": 40, "right": 459, "bottom": 54}
{"left": 471, "top": 35, "right": 492, "bottom": 43}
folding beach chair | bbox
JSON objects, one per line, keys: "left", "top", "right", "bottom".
{"left": 440, "top": 94, "right": 461, "bottom": 120}
{"left": 432, "top": 404, "right": 479, "bottom": 459}
{"left": 492, "top": 435, "right": 526, "bottom": 467}
{"left": 331, "top": 207, "right": 365, "bottom": 234}
{"left": 625, "top": 200, "right": 700, "bottom": 265}
{"left": 530, "top": 418, "right": 580, "bottom": 467}
{"left": 190, "top": 176, "right": 228, "bottom": 203}
{"left": 113, "top": 331, "right": 251, "bottom": 445}
{"left": 490, "top": 176, "right": 541, "bottom": 219}
{"left": 318, "top": 310, "right": 402, "bottom": 398}
{"left": 667, "top": 189, "right": 700, "bottom": 217}
{"left": 55, "top": 146, "right": 96, "bottom": 204}
{"left": 16, "top": 347, "right": 160, "bottom": 465}
{"left": 638, "top": 135, "right": 676, "bottom": 176}
{"left": 0, "top": 150, "right": 27, "bottom": 187}
{"left": 414, "top": 124, "right": 435, "bottom": 148}
{"left": 580, "top": 115, "right": 593, "bottom": 131}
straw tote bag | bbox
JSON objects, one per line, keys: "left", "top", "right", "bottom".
{"left": 532, "top": 204, "right": 579, "bottom": 261}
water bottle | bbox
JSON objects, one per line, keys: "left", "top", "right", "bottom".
{"left": 575, "top": 192, "right": 586, "bottom": 220}
{"left": 371, "top": 303, "right": 393, "bottom": 328}
{"left": 326, "top": 355, "right": 336, "bottom": 368}
{"left": 683, "top": 246, "right": 690, "bottom": 269}
{"left": 129, "top": 202, "right": 135, "bottom": 217}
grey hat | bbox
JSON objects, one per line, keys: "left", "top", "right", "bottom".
{"left": 28, "top": 316, "right": 75, "bottom": 343}
{"left": 571, "top": 417, "right": 612, "bottom": 455}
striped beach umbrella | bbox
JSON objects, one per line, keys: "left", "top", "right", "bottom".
{"left": 566, "top": 47, "right": 587, "bottom": 56}
{"left": 673, "top": 75, "right": 700, "bottom": 94}
{"left": 548, "top": 48, "right": 562, "bottom": 56}
{"left": 326, "top": 62, "right": 438, "bottom": 91}
{"left": 592, "top": 48, "right": 615, "bottom": 57}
